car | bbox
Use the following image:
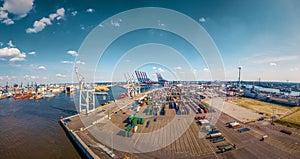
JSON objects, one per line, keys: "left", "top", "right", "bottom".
{"left": 146, "top": 120, "right": 151, "bottom": 128}
{"left": 260, "top": 135, "right": 268, "bottom": 141}
{"left": 258, "top": 117, "right": 264, "bottom": 121}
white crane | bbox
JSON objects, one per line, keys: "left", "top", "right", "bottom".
{"left": 74, "top": 66, "right": 86, "bottom": 90}
{"left": 75, "top": 66, "right": 108, "bottom": 114}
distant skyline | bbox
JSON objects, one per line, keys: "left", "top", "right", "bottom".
{"left": 0, "top": 0, "right": 300, "bottom": 85}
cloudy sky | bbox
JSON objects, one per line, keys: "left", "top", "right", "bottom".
{"left": 0, "top": 0, "right": 300, "bottom": 85}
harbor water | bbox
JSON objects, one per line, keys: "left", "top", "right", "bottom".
{"left": 0, "top": 86, "right": 128, "bottom": 159}
{"left": 0, "top": 93, "right": 80, "bottom": 159}
{"left": 245, "top": 85, "right": 300, "bottom": 96}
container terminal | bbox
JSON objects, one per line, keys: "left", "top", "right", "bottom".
{"left": 58, "top": 69, "right": 300, "bottom": 159}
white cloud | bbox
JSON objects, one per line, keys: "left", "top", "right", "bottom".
{"left": 158, "top": 68, "right": 165, "bottom": 72}
{"left": 270, "top": 62, "right": 277, "bottom": 66}
{"left": 174, "top": 66, "right": 182, "bottom": 70}
{"left": 0, "top": 47, "right": 26, "bottom": 62}
{"left": 26, "top": 19, "right": 49, "bottom": 33}
{"left": 56, "top": 74, "right": 66, "bottom": 78}
{"left": 110, "top": 19, "right": 121, "bottom": 27}
{"left": 49, "top": 8, "right": 65, "bottom": 20}
{"left": 255, "top": 55, "right": 299, "bottom": 64}
{"left": 40, "top": 17, "right": 51, "bottom": 24}
{"left": 7, "top": 40, "right": 14, "bottom": 47}
{"left": 38, "top": 65, "right": 46, "bottom": 70}
{"left": 0, "top": 0, "right": 34, "bottom": 25}
{"left": 67, "top": 50, "right": 78, "bottom": 56}
{"left": 0, "top": 10, "right": 14, "bottom": 25}
{"left": 26, "top": 8, "right": 65, "bottom": 33}
{"left": 199, "top": 17, "right": 206, "bottom": 22}
{"left": 2, "top": 18, "right": 14, "bottom": 25}
{"left": 0, "top": 10, "right": 8, "bottom": 19}
{"left": 2, "top": 0, "right": 34, "bottom": 18}
{"left": 152, "top": 66, "right": 157, "bottom": 70}
{"left": 0, "top": 0, "right": 34, "bottom": 24}
{"left": 203, "top": 68, "right": 210, "bottom": 72}
{"left": 9, "top": 56, "right": 26, "bottom": 62}
{"left": 31, "top": 75, "right": 39, "bottom": 79}
{"left": 28, "top": 51, "right": 36, "bottom": 55}
{"left": 71, "top": 10, "right": 77, "bottom": 16}
{"left": 61, "top": 60, "right": 73, "bottom": 64}
{"left": 75, "top": 60, "right": 85, "bottom": 65}
{"left": 24, "top": 75, "right": 39, "bottom": 79}
{"left": 86, "top": 8, "right": 94, "bottom": 13}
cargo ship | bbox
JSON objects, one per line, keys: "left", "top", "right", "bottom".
{"left": 14, "top": 94, "right": 23, "bottom": 100}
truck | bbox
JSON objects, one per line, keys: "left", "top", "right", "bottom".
{"left": 207, "top": 132, "right": 222, "bottom": 139}
{"left": 146, "top": 120, "right": 151, "bottom": 128}
{"left": 238, "top": 127, "right": 250, "bottom": 133}
{"left": 280, "top": 129, "right": 292, "bottom": 135}
{"left": 227, "top": 121, "right": 242, "bottom": 129}
{"left": 198, "top": 119, "right": 209, "bottom": 125}
{"left": 211, "top": 136, "right": 225, "bottom": 143}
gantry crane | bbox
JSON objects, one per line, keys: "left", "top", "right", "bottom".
{"left": 74, "top": 66, "right": 107, "bottom": 114}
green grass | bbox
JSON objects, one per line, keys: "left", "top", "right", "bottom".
{"left": 227, "top": 97, "right": 300, "bottom": 129}
{"left": 276, "top": 108, "right": 300, "bottom": 129}
{"left": 227, "top": 97, "right": 292, "bottom": 117}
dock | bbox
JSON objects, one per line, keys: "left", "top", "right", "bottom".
{"left": 60, "top": 86, "right": 300, "bottom": 159}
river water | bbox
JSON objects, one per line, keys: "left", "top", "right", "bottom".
{"left": 245, "top": 85, "right": 300, "bottom": 96}
{"left": 0, "top": 85, "right": 147, "bottom": 159}
{"left": 0, "top": 93, "right": 81, "bottom": 159}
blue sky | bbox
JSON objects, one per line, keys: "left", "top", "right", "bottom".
{"left": 0, "top": 0, "right": 300, "bottom": 85}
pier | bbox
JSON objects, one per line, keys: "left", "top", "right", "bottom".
{"left": 60, "top": 89, "right": 161, "bottom": 158}
{"left": 60, "top": 85, "right": 300, "bottom": 159}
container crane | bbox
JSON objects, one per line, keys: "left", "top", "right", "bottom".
{"left": 75, "top": 67, "right": 86, "bottom": 90}
{"left": 74, "top": 66, "right": 108, "bottom": 114}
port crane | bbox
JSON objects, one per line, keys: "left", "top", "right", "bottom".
{"left": 124, "top": 73, "right": 141, "bottom": 97}
{"left": 74, "top": 67, "right": 107, "bottom": 114}
{"left": 75, "top": 67, "right": 86, "bottom": 90}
